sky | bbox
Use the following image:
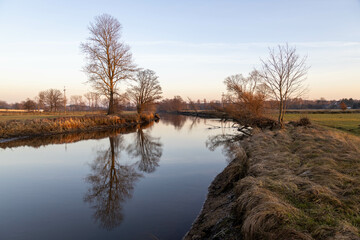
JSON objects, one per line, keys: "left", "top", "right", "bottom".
{"left": 0, "top": 0, "right": 359, "bottom": 103}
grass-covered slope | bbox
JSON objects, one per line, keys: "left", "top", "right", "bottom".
{"left": 186, "top": 125, "right": 360, "bottom": 240}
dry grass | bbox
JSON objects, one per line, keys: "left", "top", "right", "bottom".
{"left": 0, "top": 121, "right": 155, "bottom": 149}
{"left": 0, "top": 111, "right": 106, "bottom": 122}
{"left": 233, "top": 126, "right": 360, "bottom": 239}
{"left": 0, "top": 112, "right": 154, "bottom": 139}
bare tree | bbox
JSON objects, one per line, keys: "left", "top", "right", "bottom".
{"left": 36, "top": 91, "right": 46, "bottom": 111}
{"left": 260, "top": 44, "right": 309, "bottom": 127}
{"left": 91, "top": 92, "right": 101, "bottom": 109}
{"left": 23, "top": 98, "right": 37, "bottom": 111}
{"left": 127, "top": 69, "right": 162, "bottom": 114}
{"left": 81, "top": 14, "right": 136, "bottom": 115}
{"left": 0, "top": 100, "right": 9, "bottom": 109}
{"left": 187, "top": 97, "right": 199, "bottom": 113}
{"left": 44, "top": 89, "right": 63, "bottom": 112}
{"left": 70, "top": 95, "right": 85, "bottom": 111}
{"left": 157, "top": 96, "right": 186, "bottom": 113}
{"left": 223, "top": 70, "right": 266, "bottom": 118}
{"left": 84, "top": 92, "right": 92, "bottom": 110}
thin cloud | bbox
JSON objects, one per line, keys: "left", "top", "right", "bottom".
{"left": 131, "top": 40, "right": 360, "bottom": 49}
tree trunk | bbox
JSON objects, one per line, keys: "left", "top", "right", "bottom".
{"left": 278, "top": 99, "right": 284, "bottom": 128}
{"left": 108, "top": 91, "right": 115, "bottom": 115}
{"left": 137, "top": 104, "right": 144, "bottom": 114}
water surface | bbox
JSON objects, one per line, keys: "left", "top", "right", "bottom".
{"left": 0, "top": 115, "right": 236, "bottom": 240}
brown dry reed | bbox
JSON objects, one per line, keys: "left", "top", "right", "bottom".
{"left": 0, "top": 113, "right": 156, "bottom": 139}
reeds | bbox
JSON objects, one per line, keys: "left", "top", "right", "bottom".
{"left": 0, "top": 113, "right": 155, "bottom": 139}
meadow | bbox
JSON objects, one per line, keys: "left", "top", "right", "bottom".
{"left": 0, "top": 111, "right": 102, "bottom": 122}
{"left": 282, "top": 112, "right": 360, "bottom": 136}
{"left": 0, "top": 111, "right": 138, "bottom": 122}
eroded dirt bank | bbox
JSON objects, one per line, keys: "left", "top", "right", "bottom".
{"left": 185, "top": 125, "right": 360, "bottom": 240}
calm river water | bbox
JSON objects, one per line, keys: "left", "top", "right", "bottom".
{"left": 0, "top": 115, "right": 236, "bottom": 240}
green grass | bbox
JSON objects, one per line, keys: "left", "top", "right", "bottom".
{"left": 283, "top": 113, "right": 360, "bottom": 136}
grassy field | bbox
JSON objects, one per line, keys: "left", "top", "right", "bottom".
{"left": 282, "top": 113, "right": 360, "bottom": 136}
{"left": 0, "top": 112, "right": 93, "bottom": 122}
{"left": 0, "top": 111, "right": 137, "bottom": 122}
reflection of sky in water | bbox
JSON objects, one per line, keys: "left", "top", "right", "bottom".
{"left": 0, "top": 115, "right": 236, "bottom": 240}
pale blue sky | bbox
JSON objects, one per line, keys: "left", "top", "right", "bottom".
{"left": 0, "top": 0, "right": 359, "bottom": 103}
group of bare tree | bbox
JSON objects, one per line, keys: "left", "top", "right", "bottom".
{"left": 81, "top": 14, "right": 162, "bottom": 115}
{"left": 157, "top": 96, "right": 187, "bottom": 112}
{"left": 36, "top": 89, "right": 64, "bottom": 112}
{"left": 223, "top": 44, "right": 309, "bottom": 128}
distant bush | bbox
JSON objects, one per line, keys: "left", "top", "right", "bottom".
{"left": 298, "top": 117, "right": 311, "bottom": 126}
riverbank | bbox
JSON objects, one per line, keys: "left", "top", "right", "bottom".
{"left": 176, "top": 110, "right": 360, "bottom": 136}
{"left": 0, "top": 113, "right": 159, "bottom": 141}
{"left": 185, "top": 124, "right": 360, "bottom": 239}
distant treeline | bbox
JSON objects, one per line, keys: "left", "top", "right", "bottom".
{"left": 1, "top": 95, "right": 359, "bottom": 112}
{"left": 284, "top": 98, "right": 360, "bottom": 109}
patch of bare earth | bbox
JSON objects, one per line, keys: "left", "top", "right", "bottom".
{"left": 185, "top": 125, "right": 360, "bottom": 240}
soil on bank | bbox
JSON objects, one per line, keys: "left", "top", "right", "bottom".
{"left": 185, "top": 124, "right": 360, "bottom": 240}
{"left": 0, "top": 113, "right": 159, "bottom": 141}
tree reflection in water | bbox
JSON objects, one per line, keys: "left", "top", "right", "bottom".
{"left": 159, "top": 114, "right": 187, "bottom": 130}
{"left": 84, "top": 123, "right": 163, "bottom": 230}
{"left": 127, "top": 124, "right": 162, "bottom": 173}
{"left": 206, "top": 122, "right": 248, "bottom": 163}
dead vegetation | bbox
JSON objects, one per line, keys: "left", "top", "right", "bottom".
{"left": 0, "top": 113, "right": 157, "bottom": 140}
{"left": 0, "top": 125, "right": 146, "bottom": 149}
{"left": 213, "top": 70, "right": 279, "bottom": 130}
{"left": 186, "top": 125, "right": 360, "bottom": 240}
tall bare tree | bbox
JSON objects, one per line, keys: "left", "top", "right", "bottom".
{"left": 81, "top": 14, "right": 136, "bottom": 115}
{"left": 127, "top": 69, "right": 162, "bottom": 114}
{"left": 260, "top": 44, "right": 309, "bottom": 127}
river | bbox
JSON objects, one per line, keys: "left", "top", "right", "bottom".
{"left": 0, "top": 115, "right": 236, "bottom": 240}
